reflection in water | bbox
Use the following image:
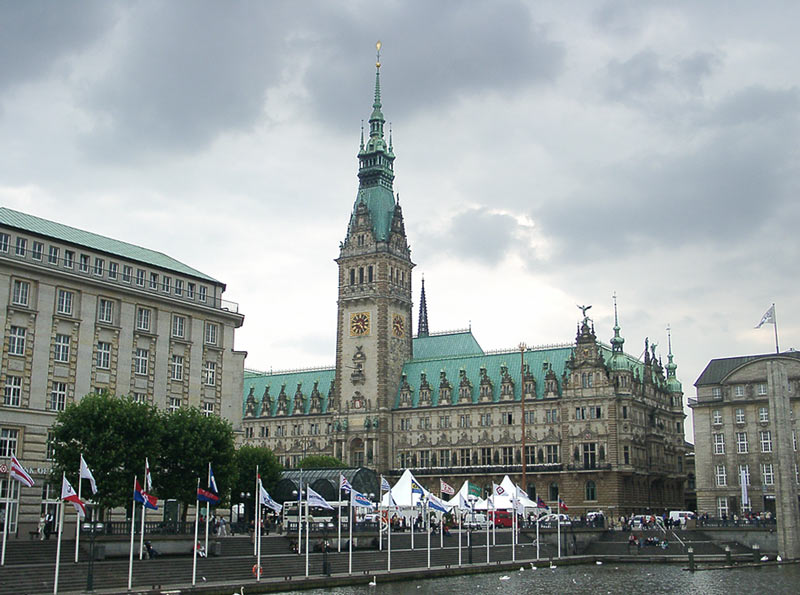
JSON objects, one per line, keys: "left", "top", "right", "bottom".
{"left": 285, "top": 563, "right": 800, "bottom": 595}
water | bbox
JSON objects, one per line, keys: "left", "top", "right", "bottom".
{"left": 283, "top": 563, "right": 800, "bottom": 595}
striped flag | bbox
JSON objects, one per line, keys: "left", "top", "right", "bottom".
{"left": 62, "top": 475, "right": 86, "bottom": 517}
{"left": 558, "top": 497, "right": 568, "bottom": 511}
{"left": 439, "top": 479, "right": 455, "bottom": 496}
{"left": 10, "top": 454, "right": 34, "bottom": 487}
{"left": 381, "top": 476, "right": 391, "bottom": 492}
{"left": 340, "top": 473, "right": 352, "bottom": 492}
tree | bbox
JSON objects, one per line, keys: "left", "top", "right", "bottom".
{"left": 49, "top": 393, "right": 163, "bottom": 510}
{"left": 298, "top": 455, "right": 346, "bottom": 469}
{"left": 232, "top": 446, "right": 283, "bottom": 521}
{"left": 157, "top": 407, "right": 235, "bottom": 519}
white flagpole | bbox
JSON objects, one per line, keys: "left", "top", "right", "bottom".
{"left": 127, "top": 476, "right": 136, "bottom": 592}
{"left": 253, "top": 471, "right": 259, "bottom": 557}
{"left": 492, "top": 497, "right": 496, "bottom": 545}
{"left": 536, "top": 514, "right": 540, "bottom": 560}
{"left": 348, "top": 488, "right": 353, "bottom": 575}
{"left": 439, "top": 510, "right": 443, "bottom": 549}
{"left": 387, "top": 501, "right": 392, "bottom": 572}
{"left": 204, "top": 462, "right": 211, "bottom": 555}
{"left": 1, "top": 463, "right": 11, "bottom": 566}
{"left": 411, "top": 504, "right": 415, "bottom": 550}
{"left": 378, "top": 495, "right": 382, "bottom": 551}
{"left": 256, "top": 466, "right": 262, "bottom": 582}
{"left": 557, "top": 509, "right": 561, "bottom": 558}
{"left": 75, "top": 456, "right": 82, "bottom": 563}
{"left": 53, "top": 495, "right": 64, "bottom": 595}
{"left": 192, "top": 478, "right": 200, "bottom": 586}
{"left": 457, "top": 504, "right": 461, "bottom": 566}
{"left": 298, "top": 480, "right": 303, "bottom": 565}
{"left": 304, "top": 493, "right": 309, "bottom": 577}
{"left": 139, "top": 460, "right": 147, "bottom": 560}
{"left": 773, "top": 303, "right": 780, "bottom": 353}
{"left": 337, "top": 485, "right": 342, "bottom": 553}
{"left": 486, "top": 508, "right": 490, "bottom": 563}
{"left": 511, "top": 496, "right": 516, "bottom": 562}
{"left": 426, "top": 498, "right": 431, "bottom": 569}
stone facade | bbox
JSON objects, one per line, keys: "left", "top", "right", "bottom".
{"left": 0, "top": 208, "right": 245, "bottom": 534}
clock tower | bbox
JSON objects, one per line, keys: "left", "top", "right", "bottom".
{"left": 334, "top": 43, "right": 414, "bottom": 472}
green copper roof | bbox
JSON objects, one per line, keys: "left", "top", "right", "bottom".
{"left": 350, "top": 186, "right": 396, "bottom": 242}
{"left": 0, "top": 207, "right": 220, "bottom": 283}
{"left": 412, "top": 330, "right": 484, "bottom": 360}
{"left": 243, "top": 368, "right": 335, "bottom": 417}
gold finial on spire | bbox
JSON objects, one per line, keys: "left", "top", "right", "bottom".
{"left": 376, "top": 40, "right": 382, "bottom": 68}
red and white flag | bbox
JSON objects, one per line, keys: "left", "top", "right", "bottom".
{"left": 439, "top": 479, "right": 455, "bottom": 496}
{"left": 61, "top": 475, "right": 86, "bottom": 517}
{"left": 10, "top": 454, "right": 34, "bottom": 487}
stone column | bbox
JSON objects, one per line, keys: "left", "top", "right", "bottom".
{"left": 766, "top": 360, "right": 800, "bottom": 559}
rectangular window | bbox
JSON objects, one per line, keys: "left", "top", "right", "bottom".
{"left": 149, "top": 272, "right": 158, "bottom": 290}
{"left": 734, "top": 385, "right": 745, "bottom": 397}
{"left": 174, "top": 279, "right": 183, "bottom": 296}
{"left": 622, "top": 405, "right": 628, "bottom": 419}
{"left": 12, "top": 280, "right": 30, "bottom": 306}
{"left": 502, "top": 446, "right": 513, "bottom": 466}
{"left": 717, "top": 496, "right": 729, "bottom": 518}
{"left": 98, "top": 298, "right": 114, "bottom": 323}
{"left": 712, "top": 386, "right": 722, "bottom": 398}
{"left": 0, "top": 428, "right": 19, "bottom": 457}
{"left": 623, "top": 445, "right": 630, "bottom": 465}
{"left": 136, "top": 307, "right": 151, "bottom": 331}
{"left": 202, "top": 402, "right": 213, "bottom": 417}
{"left": 199, "top": 286, "right": 207, "bottom": 303}
{"left": 56, "top": 289, "right": 73, "bottom": 315}
{"left": 122, "top": 265, "right": 132, "bottom": 283}
{"left": 8, "top": 326, "right": 26, "bottom": 356}
{"left": 3, "top": 376, "right": 22, "bottom": 407}
{"left": 96, "top": 342, "right": 111, "bottom": 369}
{"left": 172, "top": 315, "right": 186, "bottom": 338}
{"left": 204, "top": 322, "right": 218, "bottom": 345}
{"left": 54, "top": 334, "right": 70, "bottom": 363}
{"left": 134, "top": 348, "right": 148, "bottom": 375}
{"left": 762, "top": 463, "right": 774, "bottom": 486}
{"left": 713, "top": 433, "right": 725, "bottom": 455}
{"left": 576, "top": 407, "right": 586, "bottom": 420}
{"left": 168, "top": 396, "right": 181, "bottom": 413}
{"left": 50, "top": 382, "right": 67, "bottom": 411}
{"left": 546, "top": 444, "right": 559, "bottom": 464}
{"left": 162, "top": 275, "right": 171, "bottom": 293}
{"left": 759, "top": 407, "right": 769, "bottom": 423}
{"left": 712, "top": 410, "right": 722, "bottom": 425}
{"left": 757, "top": 383, "right": 767, "bottom": 395}
{"left": 715, "top": 464, "right": 727, "bottom": 487}
{"left": 739, "top": 464, "right": 750, "bottom": 486}
{"left": 15, "top": 237, "right": 27, "bottom": 256}
{"left": 46, "top": 431, "right": 56, "bottom": 460}
{"left": 481, "top": 447, "right": 492, "bottom": 466}
{"left": 135, "top": 269, "right": 145, "bottom": 286}
{"left": 48, "top": 246, "right": 60, "bottom": 265}
{"left": 170, "top": 355, "right": 184, "bottom": 381}
{"left": 0, "top": 233, "right": 8, "bottom": 252}
{"left": 187, "top": 283, "right": 195, "bottom": 298}
{"left": 64, "top": 250, "right": 74, "bottom": 268}
{"left": 735, "top": 408, "right": 745, "bottom": 424}
{"left": 108, "top": 262, "right": 118, "bottom": 280}
{"left": 204, "top": 361, "right": 216, "bottom": 386}
{"left": 79, "top": 254, "right": 89, "bottom": 272}
{"left": 132, "top": 392, "right": 146, "bottom": 404}
{"left": 31, "top": 241, "right": 43, "bottom": 260}
{"left": 760, "top": 430, "right": 772, "bottom": 453}
{"left": 93, "top": 257, "right": 104, "bottom": 276}
{"left": 736, "top": 431, "right": 748, "bottom": 454}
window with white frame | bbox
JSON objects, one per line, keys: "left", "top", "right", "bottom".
{"left": 735, "top": 408, "right": 745, "bottom": 424}
{"left": 46, "top": 431, "right": 56, "bottom": 460}
{"left": 134, "top": 348, "right": 148, "bottom": 375}
{"left": 202, "top": 402, "right": 214, "bottom": 417}
{"left": 48, "top": 246, "right": 59, "bottom": 265}
{"left": 136, "top": 307, "right": 151, "bottom": 331}
{"left": 174, "top": 279, "right": 183, "bottom": 296}
{"left": 54, "top": 334, "right": 70, "bottom": 363}
{"left": 93, "top": 257, "right": 104, "bottom": 276}
{"left": 122, "top": 265, "right": 132, "bottom": 283}
{"left": 31, "top": 241, "right": 43, "bottom": 260}
{"left": 712, "top": 410, "right": 722, "bottom": 425}
{"left": 187, "top": 283, "right": 195, "bottom": 298}
{"left": 108, "top": 262, "right": 118, "bottom": 280}
{"left": 0, "top": 428, "right": 19, "bottom": 457}
{"left": 713, "top": 433, "right": 725, "bottom": 454}
{"left": 79, "top": 254, "right": 89, "bottom": 272}
{"left": 734, "top": 385, "right": 745, "bottom": 397}
{"left": 96, "top": 342, "right": 111, "bottom": 369}
{"left": 757, "top": 383, "right": 767, "bottom": 395}
{"left": 3, "top": 376, "right": 22, "bottom": 407}
{"left": 546, "top": 444, "right": 559, "bottom": 464}
{"left": 761, "top": 463, "right": 774, "bottom": 486}
{"left": 0, "top": 233, "right": 8, "bottom": 252}
{"left": 717, "top": 496, "right": 729, "bottom": 517}
{"left": 135, "top": 269, "right": 145, "bottom": 286}
{"left": 64, "top": 250, "right": 74, "bottom": 268}
{"left": 168, "top": 396, "right": 181, "bottom": 413}
{"left": 162, "top": 275, "right": 171, "bottom": 293}
{"left": 50, "top": 382, "right": 67, "bottom": 411}
{"left": 712, "top": 387, "right": 722, "bottom": 398}
{"left": 736, "top": 431, "right": 748, "bottom": 453}
{"left": 759, "top": 407, "right": 769, "bottom": 423}
{"left": 56, "top": 289, "right": 73, "bottom": 315}
{"left": 8, "top": 326, "right": 26, "bottom": 356}
{"left": 15, "top": 237, "right": 27, "bottom": 256}
{"left": 199, "top": 286, "right": 207, "bottom": 302}
{"left": 204, "top": 322, "right": 218, "bottom": 345}
{"left": 132, "top": 392, "right": 146, "bottom": 404}
{"left": 149, "top": 272, "right": 158, "bottom": 289}
{"left": 204, "top": 361, "right": 216, "bottom": 385}
{"left": 170, "top": 355, "right": 184, "bottom": 381}
{"left": 98, "top": 298, "right": 114, "bottom": 324}
{"left": 760, "top": 430, "right": 772, "bottom": 453}
{"left": 172, "top": 315, "right": 185, "bottom": 338}
{"left": 12, "top": 279, "right": 30, "bottom": 306}
{"left": 739, "top": 464, "right": 750, "bottom": 486}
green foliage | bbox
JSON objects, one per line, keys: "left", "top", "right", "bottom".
{"left": 298, "top": 455, "right": 346, "bottom": 469}
{"left": 232, "top": 445, "right": 283, "bottom": 507}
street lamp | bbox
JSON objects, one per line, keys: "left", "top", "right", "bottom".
{"left": 82, "top": 520, "right": 104, "bottom": 592}
{"left": 321, "top": 521, "right": 334, "bottom": 575}
{"left": 519, "top": 342, "right": 528, "bottom": 492}
{"left": 239, "top": 491, "right": 251, "bottom": 526}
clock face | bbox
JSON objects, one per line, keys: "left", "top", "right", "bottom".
{"left": 350, "top": 312, "right": 370, "bottom": 336}
{"left": 392, "top": 314, "right": 405, "bottom": 337}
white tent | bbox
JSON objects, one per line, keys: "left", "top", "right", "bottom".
{"left": 445, "top": 480, "right": 485, "bottom": 511}
{"left": 380, "top": 469, "right": 428, "bottom": 507}
{"left": 475, "top": 475, "right": 538, "bottom": 511}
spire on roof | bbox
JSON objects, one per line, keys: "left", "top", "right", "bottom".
{"left": 370, "top": 41, "right": 384, "bottom": 130}
{"left": 418, "top": 276, "right": 429, "bottom": 337}
{"left": 611, "top": 292, "right": 625, "bottom": 353}
{"left": 665, "top": 324, "right": 682, "bottom": 392}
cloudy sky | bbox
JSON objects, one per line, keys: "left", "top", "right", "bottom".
{"left": 2, "top": 1, "right": 798, "bottom": 441}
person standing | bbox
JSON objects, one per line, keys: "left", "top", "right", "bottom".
{"left": 218, "top": 516, "right": 227, "bottom": 537}
{"left": 37, "top": 514, "right": 46, "bottom": 541}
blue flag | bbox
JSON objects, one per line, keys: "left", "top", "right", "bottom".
{"left": 209, "top": 464, "right": 218, "bottom": 494}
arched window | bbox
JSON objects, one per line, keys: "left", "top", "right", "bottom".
{"left": 585, "top": 480, "right": 597, "bottom": 501}
{"left": 549, "top": 482, "right": 559, "bottom": 502}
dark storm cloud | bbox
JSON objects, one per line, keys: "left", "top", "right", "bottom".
{"left": 0, "top": 1, "right": 115, "bottom": 92}
{"left": 299, "top": 0, "right": 565, "bottom": 132}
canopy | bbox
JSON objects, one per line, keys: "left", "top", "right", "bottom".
{"left": 380, "top": 469, "right": 429, "bottom": 507}
{"left": 476, "top": 475, "right": 538, "bottom": 511}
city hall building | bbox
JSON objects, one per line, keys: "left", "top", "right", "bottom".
{"left": 241, "top": 55, "right": 688, "bottom": 516}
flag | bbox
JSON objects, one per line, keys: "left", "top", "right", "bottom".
{"left": 537, "top": 496, "right": 549, "bottom": 510}
{"left": 467, "top": 482, "right": 481, "bottom": 497}
{"left": 440, "top": 479, "right": 454, "bottom": 496}
{"left": 410, "top": 479, "right": 424, "bottom": 495}
{"left": 259, "top": 479, "right": 282, "bottom": 513}
{"left": 458, "top": 493, "right": 470, "bottom": 510}
{"left": 351, "top": 489, "right": 374, "bottom": 509}
{"left": 515, "top": 484, "right": 528, "bottom": 499}
{"left": 756, "top": 305, "right": 775, "bottom": 328}
{"left": 558, "top": 497, "right": 568, "bottom": 511}
{"left": 208, "top": 464, "right": 218, "bottom": 494}
{"left": 134, "top": 479, "right": 159, "bottom": 510}
{"left": 144, "top": 457, "right": 153, "bottom": 491}
{"left": 9, "top": 454, "right": 34, "bottom": 488}
{"left": 427, "top": 494, "right": 447, "bottom": 513}
{"left": 80, "top": 455, "right": 98, "bottom": 495}
{"left": 196, "top": 485, "right": 219, "bottom": 505}
{"left": 385, "top": 489, "right": 397, "bottom": 507}
{"left": 307, "top": 486, "right": 334, "bottom": 510}
{"left": 340, "top": 473, "right": 352, "bottom": 493}
{"left": 493, "top": 482, "right": 505, "bottom": 496}
{"left": 381, "top": 476, "right": 391, "bottom": 492}
{"left": 62, "top": 475, "right": 86, "bottom": 517}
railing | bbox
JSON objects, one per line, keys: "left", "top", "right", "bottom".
{"left": 566, "top": 463, "right": 612, "bottom": 471}
{"left": 696, "top": 517, "right": 777, "bottom": 529}
{"left": 103, "top": 520, "right": 196, "bottom": 536}
{"left": 407, "top": 463, "right": 564, "bottom": 477}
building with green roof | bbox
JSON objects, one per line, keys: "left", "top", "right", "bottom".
{"left": 241, "top": 46, "right": 687, "bottom": 514}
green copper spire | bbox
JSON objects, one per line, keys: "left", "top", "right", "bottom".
{"left": 610, "top": 292, "right": 625, "bottom": 353}
{"left": 665, "top": 324, "right": 682, "bottom": 391}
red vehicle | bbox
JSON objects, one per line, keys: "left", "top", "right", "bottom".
{"left": 489, "top": 510, "right": 513, "bottom": 528}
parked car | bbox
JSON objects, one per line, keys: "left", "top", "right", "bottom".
{"left": 466, "top": 513, "right": 489, "bottom": 529}
{"left": 668, "top": 511, "right": 695, "bottom": 525}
